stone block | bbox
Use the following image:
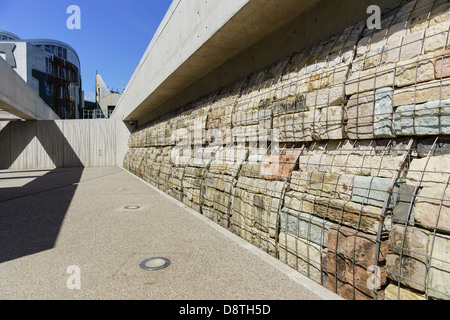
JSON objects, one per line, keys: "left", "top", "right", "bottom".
{"left": 374, "top": 87, "right": 395, "bottom": 138}
{"left": 394, "top": 99, "right": 450, "bottom": 136}
{"left": 414, "top": 186, "right": 450, "bottom": 233}
{"left": 327, "top": 225, "right": 388, "bottom": 300}
{"left": 393, "top": 184, "right": 416, "bottom": 224}
{"left": 239, "top": 162, "right": 263, "bottom": 179}
{"left": 284, "top": 192, "right": 386, "bottom": 234}
{"left": 326, "top": 154, "right": 403, "bottom": 178}
{"left": 435, "top": 51, "right": 450, "bottom": 79}
{"left": 261, "top": 155, "right": 298, "bottom": 181}
{"left": 351, "top": 176, "right": 399, "bottom": 208}
{"left": 395, "top": 56, "right": 436, "bottom": 88}
{"left": 393, "top": 78, "right": 450, "bottom": 107}
{"left": 310, "top": 106, "right": 345, "bottom": 141}
{"left": 273, "top": 110, "right": 313, "bottom": 143}
{"left": 423, "top": 13, "right": 450, "bottom": 55}
{"left": 417, "top": 136, "right": 450, "bottom": 157}
{"left": 278, "top": 231, "right": 323, "bottom": 284}
{"left": 428, "top": 233, "right": 450, "bottom": 299}
{"left": 298, "top": 154, "right": 328, "bottom": 172}
{"left": 347, "top": 87, "right": 394, "bottom": 140}
{"left": 306, "top": 85, "right": 344, "bottom": 108}
{"left": 280, "top": 208, "right": 333, "bottom": 246}
{"left": 406, "top": 155, "right": 450, "bottom": 187}
{"left": 289, "top": 171, "right": 353, "bottom": 200}
{"left": 347, "top": 92, "right": 374, "bottom": 139}
{"left": 345, "top": 65, "right": 395, "bottom": 96}
{"left": 384, "top": 284, "right": 426, "bottom": 300}
{"left": 386, "top": 224, "right": 450, "bottom": 299}
{"left": 386, "top": 254, "right": 428, "bottom": 293}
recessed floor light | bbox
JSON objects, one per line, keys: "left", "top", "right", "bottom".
{"left": 140, "top": 257, "right": 171, "bottom": 271}
{"left": 125, "top": 205, "right": 140, "bottom": 210}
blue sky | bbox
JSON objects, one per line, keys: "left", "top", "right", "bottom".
{"left": 0, "top": 0, "right": 173, "bottom": 101}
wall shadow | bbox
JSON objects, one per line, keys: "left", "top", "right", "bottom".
{"left": 0, "top": 121, "right": 84, "bottom": 263}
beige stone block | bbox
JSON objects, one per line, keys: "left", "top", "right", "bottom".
{"left": 399, "top": 31, "right": 425, "bottom": 62}
{"left": 423, "top": 24, "right": 450, "bottom": 55}
{"left": 326, "top": 154, "right": 402, "bottom": 178}
{"left": 347, "top": 92, "right": 374, "bottom": 140}
{"left": 395, "top": 55, "right": 436, "bottom": 88}
{"left": 298, "top": 154, "right": 328, "bottom": 172}
{"left": 386, "top": 224, "right": 450, "bottom": 298}
{"left": 289, "top": 171, "right": 350, "bottom": 200}
{"left": 384, "top": 284, "right": 426, "bottom": 300}
{"left": 428, "top": 233, "right": 450, "bottom": 299}
{"left": 414, "top": 186, "right": 450, "bottom": 233}
{"left": 278, "top": 231, "right": 323, "bottom": 284}
{"left": 346, "top": 66, "right": 395, "bottom": 96}
{"left": 393, "top": 77, "right": 450, "bottom": 107}
{"left": 306, "top": 85, "right": 344, "bottom": 108}
{"left": 406, "top": 155, "right": 450, "bottom": 187}
{"left": 283, "top": 191, "right": 315, "bottom": 214}
{"left": 311, "top": 106, "right": 345, "bottom": 141}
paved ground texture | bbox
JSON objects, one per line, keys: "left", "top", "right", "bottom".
{"left": 0, "top": 166, "right": 342, "bottom": 300}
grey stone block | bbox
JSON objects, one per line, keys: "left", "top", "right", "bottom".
{"left": 280, "top": 208, "right": 333, "bottom": 247}
{"left": 374, "top": 87, "right": 395, "bottom": 138}
{"left": 352, "top": 176, "right": 399, "bottom": 208}
{"left": 392, "top": 184, "right": 416, "bottom": 224}
{"left": 394, "top": 99, "right": 450, "bottom": 136}
{"left": 417, "top": 136, "right": 450, "bottom": 157}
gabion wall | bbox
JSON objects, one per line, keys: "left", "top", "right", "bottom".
{"left": 124, "top": 0, "right": 450, "bottom": 300}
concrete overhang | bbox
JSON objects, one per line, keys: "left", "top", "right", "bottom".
{"left": 0, "top": 56, "right": 60, "bottom": 121}
{"left": 112, "top": 0, "right": 320, "bottom": 123}
{"left": 0, "top": 110, "right": 21, "bottom": 121}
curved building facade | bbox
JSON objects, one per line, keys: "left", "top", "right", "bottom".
{"left": 0, "top": 30, "right": 83, "bottom": 119}
{"left": 0, "top": 30, "right": 21, "bottom": 41}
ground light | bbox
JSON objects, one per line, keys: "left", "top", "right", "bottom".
{"left": 140, "top": 257, "right": 171, "bottom": 271}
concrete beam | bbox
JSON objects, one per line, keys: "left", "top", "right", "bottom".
{"left": 112, "top": 0, "right": 320, "bottom": 122}
{"left": 0, "top": 56, "right": 60, "bottom": 121}
{"left": 0, "top": 110, "right": 21, "bottom": 121}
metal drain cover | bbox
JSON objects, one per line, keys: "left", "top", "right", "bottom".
{"left": 140, "top": 257, "right": 171, "bottom": 271}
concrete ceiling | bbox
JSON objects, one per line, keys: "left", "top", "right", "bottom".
{"left": 114, "top": 0, "right": 320, "bottom": 122}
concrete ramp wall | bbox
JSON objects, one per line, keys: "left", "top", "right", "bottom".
{"left": 0, "top": 119, "right": 131, "bottom": 170}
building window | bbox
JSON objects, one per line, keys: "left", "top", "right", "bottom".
{"left": 45, "top": 57, "right": 53, "bottom": 75}
{"left": 59, "top": 86, "right": 64, "bottom": 99}
{"left": 45, "top": 82, "right": 54, "bottom": 96}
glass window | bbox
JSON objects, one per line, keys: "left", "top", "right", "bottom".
{"left": 45, "top": 82, "right": 51, "bottom": 96}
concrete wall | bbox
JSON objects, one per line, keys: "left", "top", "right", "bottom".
{"left": 123, "top": 0, "right": 450, "bottom": 300}
{"left": 0, "top": 119, "right": 132, "bottom": 170}
{"left": 0, "top": 55, "right": 59, "bottom": 120}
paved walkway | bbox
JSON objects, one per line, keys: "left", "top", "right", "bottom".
{"left": 0, "top": 166, "right": 341, "bottom": 300}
